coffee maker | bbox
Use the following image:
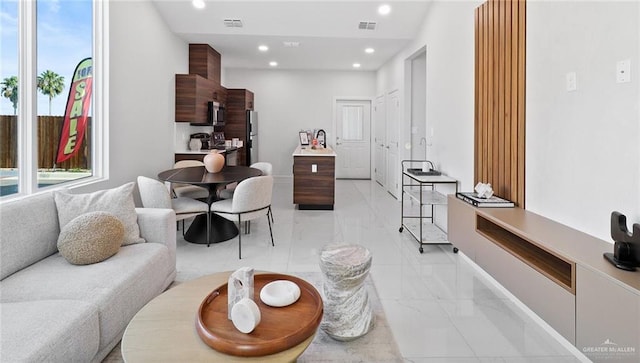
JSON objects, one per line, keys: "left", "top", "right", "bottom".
{"left": 190, "top": 133, "right": 211, "bottom": 150}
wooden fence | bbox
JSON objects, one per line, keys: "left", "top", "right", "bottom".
{"left": 0, "top": 115, "right": 90, "bottom": 170}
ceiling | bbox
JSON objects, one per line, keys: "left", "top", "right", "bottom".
{"left": 152, "top": 0, "right": 432, "bottom": 71}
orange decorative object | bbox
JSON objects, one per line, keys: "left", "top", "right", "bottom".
{"left": 195, "top": 273, "right": 323, "bottom": 357}
{"left": 204, "top": 151, "right": 225, "bottom": 173}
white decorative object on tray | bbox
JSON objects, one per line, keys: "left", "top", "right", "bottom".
{"left": 227, "top": 267, "right": 254, "bottom": 319}
{"left": 230, "top": 297, "right": 261, "bottom": 334}
{"left": 260, "top": 280, "right": 301, "bottom": 307}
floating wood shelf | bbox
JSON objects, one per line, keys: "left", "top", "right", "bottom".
{"left": 476, "top": 214, "right": 576, "bottom": 294}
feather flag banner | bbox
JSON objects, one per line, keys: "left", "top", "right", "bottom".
{"left": 56, "top": 58, "right": 93, "bottom": 164}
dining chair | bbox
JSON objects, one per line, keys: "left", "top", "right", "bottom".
{"left": 171, "top": 160, "right": 209, "bottom": 199}
{"left": 210, "top": 175, "right": 274, "bottom": 258}
{"left": 137, "top": 176, "right": 208, "bottom": 236}
{"left": 219, "top": 162, "right": 274, "bottom": 222}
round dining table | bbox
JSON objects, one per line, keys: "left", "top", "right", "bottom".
{"left": 158, "top": 165, "right": 262, "bottom": 245}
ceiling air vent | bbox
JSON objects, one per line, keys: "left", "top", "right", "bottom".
{"left": 283, "top": 41, "right": 300, "bottom": 48}
{"left": 358, "top": 21, "right": 376, "bottom": 30}
{"left": 223, "top": 19, "right": 243, "bottom": 28}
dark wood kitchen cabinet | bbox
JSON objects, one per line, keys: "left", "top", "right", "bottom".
{"left": 225, "top": 89, "right": 254, "bottom": 165}
{"left": 175, "top": 44, "right": 226, "bottom": 124}
{"left": 175, "top": 74, "right": 216, "bottom": 123}
{"left": 293, "top": 151, "right": 335, "bottom": 210}
{"left": 188, "top": 44, "right": 221, "bottom": 84}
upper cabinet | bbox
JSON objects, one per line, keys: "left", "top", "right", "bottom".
{"left": 189, "top": 44, "right": 221, "bottom": 84}
{"left": 228, "top": 89, "right": 254, "bottom": 111}
{"left": 175, "top": 74, "right": 215, "bottom": 123}
{"left": 175, "top": 44, "right": 226, "bottom": 123}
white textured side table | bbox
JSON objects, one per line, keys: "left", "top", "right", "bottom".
{"left": 319, "top": 244, "right": 374, "bottom": 341}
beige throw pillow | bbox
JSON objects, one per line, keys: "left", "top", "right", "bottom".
{"left": 54, "top": 182, "right": 145, "bottom": 245}
{"left": 57, "top": 211, "right": 124, "bottom": 265}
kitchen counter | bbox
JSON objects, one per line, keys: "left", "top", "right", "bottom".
{"left": 175, "top": 146, "right": 241, "bottom": 165}
{"left": 175, "top": 146, "right": 241, "bottom": 155}
{"left": 292, "top": 146, "right": 336, "bottom": 157}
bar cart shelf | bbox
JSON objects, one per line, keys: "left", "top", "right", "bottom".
{"left": 399, "top": 160, "right": 458, "bottom": 253}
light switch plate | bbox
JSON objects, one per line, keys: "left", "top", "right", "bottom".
{"left": 617, "top": 59, "right": 631, "bottom": 83}
{"left": 312, "top": 164, "right": 317, "bottom": 173}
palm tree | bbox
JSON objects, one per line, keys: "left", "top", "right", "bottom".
{"left": 1, "top": 76, "right": 19, "bottom": 115}
{"left": 37, "top": 70, "right": 65, "bottom": 115}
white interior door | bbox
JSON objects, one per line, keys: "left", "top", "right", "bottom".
{"left": 386, "top": 91, "right": 400, "bottom": 197}
{"left": 335, "top": 100, "right": 371, "bottom": 179}
{"left": 374, "top": 95, "right": 386, "bottom": 186}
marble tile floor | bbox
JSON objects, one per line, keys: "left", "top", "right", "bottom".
{"left": 174, "top": 178, "right": 591, "bottom": 362}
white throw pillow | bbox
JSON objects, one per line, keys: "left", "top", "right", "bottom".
{"left": 57, "top": 211, "right": 124, "bottom": 265}
{"left": 54, "top": 182, "right": 145, "bottom": 245}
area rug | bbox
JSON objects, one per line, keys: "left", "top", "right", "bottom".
{"left": 103, "top": 272, "right": 402, "bottom": 363}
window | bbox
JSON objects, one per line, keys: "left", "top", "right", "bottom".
{"left": 0, "top": 0, "right": 106, "bottom": 198}
{"left": 341, "top": 105, "right": 364, "bottom": 141}
{"left": 0, "top": 1, "right": 19, "bottom": 196}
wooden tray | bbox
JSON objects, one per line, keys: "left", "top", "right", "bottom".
{"left": 195, "top": 273, "right": 323, "bottom": 357}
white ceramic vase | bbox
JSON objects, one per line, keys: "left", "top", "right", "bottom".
{"left": 189, "top": 138, "right": 202, "bottom": 151}
{"left": 203, "top": 151, "right": 225, "bottom": 173}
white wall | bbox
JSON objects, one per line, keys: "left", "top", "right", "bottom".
{"left": 410, "top": 52, "right": 427, "bottom": 160}
{"left": 526, "top": 0, "right": 640, "bottom": 242}
{"left": 377, "top": 1, "right": 480, "bottom": 193}
{"left": 223, "top": 69, "right": 376, "bottom": 176}
{"left": 379, "top": 0, "right": 639, "bottom": 243}
{"left": 75, "top": 0, "right": 187, "bottom": 195}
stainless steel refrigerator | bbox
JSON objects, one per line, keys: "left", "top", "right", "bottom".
{"left": 247, "top": 110, "right": 258, "bottom": 165}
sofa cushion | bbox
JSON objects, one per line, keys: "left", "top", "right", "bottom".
{"left": 0, "top": 243, "right": 172, "bottom": 350}
{"left": 0, "top": 192, "right": 60, "bottom": 280}
{"left": 0, "top": 300, "right": 99, "bottom": 362}
{"left": 54, "top": 182, "right": 145, "bottom": 246}
{"left": 57, "top": 211, "right": 124, "bottom": 265}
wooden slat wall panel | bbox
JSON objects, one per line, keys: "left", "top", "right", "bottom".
{"left": 474, "top": 0, "right": 526, "bottom": 207}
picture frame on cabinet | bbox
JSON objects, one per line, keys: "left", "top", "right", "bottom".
{"left": 299, "top": 131, "right": 309, "bottom": 146}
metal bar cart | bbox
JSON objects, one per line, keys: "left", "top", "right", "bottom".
{"left": 399, "top": 160, "right": 458, "bottom": 253}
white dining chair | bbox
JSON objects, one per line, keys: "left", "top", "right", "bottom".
{"left": 219, "top": 162, "right": 274, "bottom": 223}
{"left": 210, "top": 175, "right": 274, "bottom": 259}
{"left": 137, "top": 176, "right": 208, "bottom": 236}
{"left": 172, "top": 160, "right": 209, "bottom": 199}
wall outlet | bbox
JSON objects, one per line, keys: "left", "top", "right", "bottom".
{"left": 616, "top": 59, "right": 631, "bottom": 83}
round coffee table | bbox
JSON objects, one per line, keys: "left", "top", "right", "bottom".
{"left": 121, "top": 272, "right": 317, "bottom": 362}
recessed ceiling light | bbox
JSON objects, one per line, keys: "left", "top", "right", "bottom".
{"left": 269, "top": 61, "right": 278, "bottom": 67}
{"left": 365, "top": 48, "right": 375, "bottom": 54}
{"left": 378, "top": 4, "right": 391, "bottom": 15}
{"left": 258, "top": 45, "right": 269, "bottom": 52}
{"left": 353, "top": 63, "right": 361, "bottom": 68}
{"left": 192, "top": 0, "right": 205, "bottom": 9}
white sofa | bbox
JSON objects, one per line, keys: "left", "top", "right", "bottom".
{"left": 0, "top": 190, "right": 177, "bottom": 362}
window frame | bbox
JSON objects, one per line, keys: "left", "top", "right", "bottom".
{"left": 6, "top": 0, "right": 108, "bottom": 201}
